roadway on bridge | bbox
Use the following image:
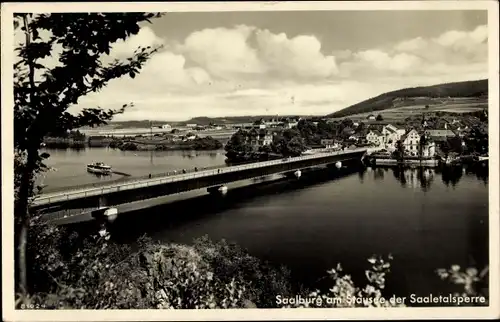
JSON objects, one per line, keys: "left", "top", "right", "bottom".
{"left": 33, "top": 147, "right": 373, "bottom": 207}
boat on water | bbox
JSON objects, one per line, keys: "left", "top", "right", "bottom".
{"left": 87, "top": 162, "right": 113, "bottom": 175}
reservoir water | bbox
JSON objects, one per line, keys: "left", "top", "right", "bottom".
{"left": 39, "top": 147, "right": 228, "bottom": 192}
{"left": 41, "top": 147, "right": 489, "bottom": 301}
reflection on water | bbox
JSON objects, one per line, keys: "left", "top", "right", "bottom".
{"left": 390, "top": 167, "right": 434, "bottom": 192}
{"left": 386, "top": 165, "right": 488, "bottom": 192}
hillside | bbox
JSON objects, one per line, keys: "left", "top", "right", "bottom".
{"left": 327, "top": 79, "right": 488, "bottom": 118}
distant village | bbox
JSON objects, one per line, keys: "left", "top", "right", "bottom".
{"left": 214, "top": 110, "right": 488, "bottom": 162}
{"left": 47, "top": 109, "right": 488, "bottom": 162}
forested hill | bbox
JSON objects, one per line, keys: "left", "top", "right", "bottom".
{"left": 327, "top": 79, "right": 488, "bottom": 118}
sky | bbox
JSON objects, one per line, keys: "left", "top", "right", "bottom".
{"left": 16, "top": 10, "right": 489, "bottom": 121}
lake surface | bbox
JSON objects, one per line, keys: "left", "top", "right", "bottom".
{"left": 39, "top": 147, "right": 227, "bottom": 192}
{"left": 43, "top": 147, "right": 489, "bottom": 301}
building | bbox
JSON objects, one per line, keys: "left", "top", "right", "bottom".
{"left": 264, "top": 119, "right": 281, "bottom": 128}
{"left": 420, "top": 140, "right": 436, "bottom": 158}
{"left": 160, "top": 124, "right": 172, "bottom": 131}
{"left": 320, "top": 139, "right": 340, "bottom": 149}
{"left": 401, "top": 129, "right": 421, "bottom": 156}
{"left": 233, "top": 123, "right": 254, "bottom": 130}
{"left": 366, "top": 130, "right": 383, "bottom": 146}
{"left": 384, "top": 124, "right": 406, "bottom": 137}
{"left": 424, "top": 129, "right": 457, "bottom": 143}
{"left": 258, "top": 132, "right": 274, "bottom": 146}
{"left": 398, "top": 129, "right": 437, "bottom": 157}
{"left": 253, "top": 119, "right": 267, "bottom": 129}
{"left": 186, "top": 123, "right": 197, "bottom": 128}
{"left": 247, "top": 129, "right": 273, "bottom": 148}
{"left": 380, "top": 124, "right": 406, "bottom": 149}
{"left": 283, "top": 120, "right": 299, "bottom": 128}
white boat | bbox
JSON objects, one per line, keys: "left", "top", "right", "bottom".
{"left": 302, "top": 150, "right": 315, "bottom": 155}
{"left": 87, "top": 162, "right": 113, "bottom": 174}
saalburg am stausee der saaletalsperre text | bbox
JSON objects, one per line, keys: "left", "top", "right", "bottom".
{"left": 275, "top": 294, "right": 487, "bottom": 307}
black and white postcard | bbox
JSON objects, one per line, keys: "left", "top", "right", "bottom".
{"left": 2, "top": 1, "right": 499, "bottom": 321}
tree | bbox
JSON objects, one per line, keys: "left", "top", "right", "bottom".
{"left": 258, "top": 145, "right": 273, "bottom": 154}
{"left": 224, "top": 130, "right": 253, "bottom": 159}
{"left": 356, "top": 122, "right": 366, "bottom": 132}
{"left": 286, "top": 136, "right": 307, "bottom": 157}
{"left": 14, "top": 12, "right": 163, "bottom": 296}
{"left": 271, "top": 129, "right": 306, "bottom": 157}
{"left": 376, "top": 114, "right": 384, "bottom": 121}
{"left": 418, "top": 133, "right": 428, "bottom": 161}
{"left": 392, "top": 140, "right": 405, "bottom": 162}
{"left": 463, "top": 125, "right": 488, "bottom": 155}
{"left": 441, "top": 136, "right": 464, "bottom": 156}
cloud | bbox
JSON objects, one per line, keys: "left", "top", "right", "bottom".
{"left": 110, "top": 26, "right": 166, "bottom": 58}
{"left": 19, "top": 21, "right": 485, "bottom": 121}
{"left": 179, "top": 25, "right": 265, "bottom": 78}
{"left": 336, "top": 24, "right": 488, "bottom": 83}
{"left": 176, "top": 25, "right": 338, "bottom": 81}
{"left": 254, "top": 30, "right": 338, "bottom": 79}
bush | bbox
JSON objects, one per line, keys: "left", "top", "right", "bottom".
{"left": 20, "top": 220, "right": 489, "bottom": 309}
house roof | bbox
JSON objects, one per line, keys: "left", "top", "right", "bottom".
{"left": 389, "top": 124, "right": 405, "bottom": 130}
{"left": 384, "top": 126, "right": 397, "bottom": 134}
{"left": 429, "top": 135, "right": 447, "bottom": 142}
{"left": 425, "top": 129, "right": 456, "bottom": 137}
{"left": 400, "top": 129, "right": 420, "bottom": 142}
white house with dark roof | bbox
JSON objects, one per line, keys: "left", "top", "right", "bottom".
{"left": 380, "top": 124, "right": 406, "bottom": 149}
{"left": 366, "top": 130, "right": 384, "bottom": 146}
{"left": 401, "top": 129, "right": 421, "bottom": 156}
{"left": 399, "top": 129, "right": 436, "bottom": 157}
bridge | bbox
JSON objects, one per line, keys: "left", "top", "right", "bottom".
{"left": 32, "top": 147, "right": 377, "bottom": 221}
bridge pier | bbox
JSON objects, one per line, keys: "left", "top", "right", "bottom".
{"left": 92, "top": 207, "right": 119, "bottom": 224}
{"left": 327, "top": 161, "right": 343, "bottom": 170}
{"left": 207, "top": 185, "right": 228, "bottom": 196}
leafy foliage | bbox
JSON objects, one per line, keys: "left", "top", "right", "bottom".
{"left": 392, "top": 140, "right": 406, "bottom": 161}
{"left": 13, "top": 12, "right": 163, "bottom": 295}
{"left": 224, "top": 129, "right": 256, "bottom": 160}
{"left": 436, "top": 265, "right": 489, "bottom": 305}
{"left": 463, "top": 125, "right": 488, "bottom": 155}
{"left": 271, "top": 129, "right": 307, "bottom": 157}
{"left": 282, "top": 255, "right": 402, "bottom": 308}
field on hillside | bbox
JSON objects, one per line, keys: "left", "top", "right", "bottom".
{"left": 334, "top": 97, "right": 487, "bottom": 122}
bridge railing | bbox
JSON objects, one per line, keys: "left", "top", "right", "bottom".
{"left": 33, "top": 148, "right": 368, "bottom": 206}
{"left": 44, "top": 163, "right": 229, "bottom": 194}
